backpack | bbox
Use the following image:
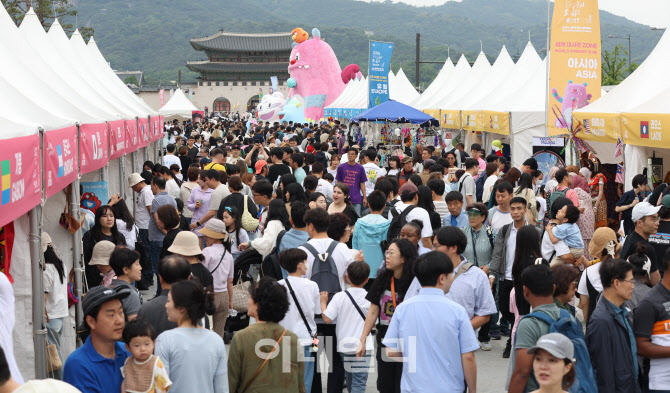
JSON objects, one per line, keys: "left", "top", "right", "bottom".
{"left": 520, "top": 309, "right": 598, "bottom": 393}
{"left": 303, "top": 240, "right": 342, "bottom": 302}
{"left": 547, "top": 187, "right": 569, "bottom": 219}
{"left": 315, "top": 151, "right": 328, "bottom": 168}
{"left": 475, "top": 173, "right": 488, "bottom": 202}
{"left": 260, "top": 230, "right": 287, "bottom": 279}
{"left": 387, "top": 205, "right": 417, "bottom": 242}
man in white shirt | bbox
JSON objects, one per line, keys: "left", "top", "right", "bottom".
{"left": 392, "top": 182, "right": 433, "bottom": 249}
{"left": 488, "top": 181, "right": 515, "bottom": 231}
{"left": 311, "top": 162, "right": 333, "bottom": 203}
{"left": 128, "top": 173, "right": 154, "bottom": 287}
{"left": 299, "top": 208, "right": 353, "bottom": 393}
{"left": 162, "top": 144, "right": 181, "bottom": 171}
{"left": 458, "top": 158, "right": 479, "bottom": 206}
{"left": 362, "top": 149, "right": 386, "bottom": 198}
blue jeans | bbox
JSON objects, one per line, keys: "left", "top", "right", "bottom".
{"left": 46, "top": 317, "right": 64, "bottom": 380}
{"left": 303, "top": 346, "right": 315, "bottom": 393}
{"left": 150, "top": 240, "right": 163, "bottom": 296}
{"left": 352, "top": 203, "right": 362, "bottom": 216}
{"left": 343, "top": 352, "right": 370, "bottom": 393}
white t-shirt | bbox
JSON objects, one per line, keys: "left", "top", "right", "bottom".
{"left": 458, "top": 172, "right": 476, "bottom": 205}
{"left": 362, "top": 163, "right": 386, "bottom": 197}
{"left": 278, "top": 276, "right": 321, "bottom": 346}
{"left": 135, "top": 185, "right": 154, "bottom": 230}
{"left": 577, "top": 264, "right": 602, "bottom": 296}
{"left": 116, "top": 219, "right": 137, "bottom": 250}
{"left": 489, "top": 207, "right": 514, "bottom": 231}
{"left": 163, "top": 154, "right": 181, "bottom": 170}
{"left": 300, "top": 238, "right": 354, "bottom": 291}
{"left": 209, "top": 183, "right": 231, "bottom": 212}
{"left": 316, "top": 178, "right": 334, "bottom": 203}
{"left": 482, "top": 175, "right": 499, "bottom": 203}
{"left": 167, "top": 179, "right": 181, "bottom": 200}
{"left": 393, "top": 202, "right": 433, "bottom": 239}
{"left": 0, "top": 272, "right": 23, "bottom": 383}
{"left": 537, "top": 197, "right": 547, "bottom": 221}
{"left": 433, "top": 200, "right": 449, "bottom": 221}
{"left": 14, "top": 380, "right": 81, "bottom": 393}
{"left": 44, "top": 265, "right": 68, "bottom": 319}
{"left": 541, "top": 231, "right": 571, "bottom": 262}
{"left": 323, "top": 288, "right": 373, "bottom": 354}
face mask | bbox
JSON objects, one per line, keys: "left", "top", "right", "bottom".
{"left": 258, "top": 154, "right": 265, "bottom": 160}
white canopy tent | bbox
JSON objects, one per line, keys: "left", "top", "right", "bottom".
{"left": 390, "top": 68, "right": 420, "bottom": 105}
{"left": 159, "top": 88, "right": 199, "bottom": 116}
{"left": 411, "top": 58, "right": 454, "bottom": 110}
{"left": 440, "top": 51, "right": 491, "bottom": 111}
{"left": 421, "top": 55, "right": 472, "bottom": 111}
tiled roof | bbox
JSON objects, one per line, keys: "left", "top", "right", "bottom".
{"left": 186, "top": 61, "right": 288, "bottom": 74}
{"left": 190, "top": 31, "right": 293, "bottom": 52}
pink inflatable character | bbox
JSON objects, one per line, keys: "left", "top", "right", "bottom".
{"left": 287, "top": 28, "right": 360, "bottom": 122}
{"left": 551, "top": 80, "right": 592, "bottom": 128}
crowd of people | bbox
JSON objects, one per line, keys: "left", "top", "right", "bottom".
{"left": 2, "top": 115, "right": 670, "bottom": 393}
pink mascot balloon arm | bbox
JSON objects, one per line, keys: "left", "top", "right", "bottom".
{"left": 287, "top": 27, "right": 361, "bottom": 123}
{"left": 550, "top": 80, "right": 592, "bottom": 129}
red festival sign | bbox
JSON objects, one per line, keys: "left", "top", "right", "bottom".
{"left": 109, "top": 120, "right": 126, "bottom": 160}
{"left": 44, "top": 126, "right": 78, "bottom": 199}
{"left": 80, "top": 123, "right": 109, "bottom": 175}
{"left": 138, "top": 118, "right": 150, "bottom": 148}
{"left": 124, "top": 119, "right": 139, "bottom": 153}
{"left": 0, "top": 134, "right": 42, "bottom": 228}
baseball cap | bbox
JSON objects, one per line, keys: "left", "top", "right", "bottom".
{"left": 255, "top": 160, "right": 268, "bottom": 174}
{"left": 89, "top": 241, "right": 116, "bottom": 266}
{"left": 401, "top": 156, "right": 412, "bottom": 164}
{"left": 82, "top": 286, "right": 131, "bottom": 317}
{"left": 661, "top": 194, "right": 670, "bottom": 208}
{"left": 527, "top": 333, "right": 575, "bottom": 364}
{"left": 631, "top": 202, "right": 661, "bottom": 223}
{"left": 127, "top": 173, "right": 144, "bottom": 187}
{"left": 231, "top": 143, "right": 241, "bottom": 150}
{"left": 398, "top": 182, "right": 418, "bottom": 197}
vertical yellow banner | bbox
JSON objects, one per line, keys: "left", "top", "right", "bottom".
{"left": 548, "top": 0, "right": 601, "bottom": 136}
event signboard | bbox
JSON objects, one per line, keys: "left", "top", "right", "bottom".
{"left": 481, "top": 111, "right": 511, "bottom": 135}
{"left": 80, "top": 123, "right": 108, "bottom": 175}
{"left": 0, "top": 134, "right": 42, "bottom": 228}
{"left": 159, "top": 116, "right": 165, "bottom": 139}
{"left": 462, "top": 110, "right": 480, "bottom": 131}
{"left": 138, "top": 118, "right": 150, "bottom": 148}
{"left": 81, "top": 181, "right": 108, "bottom": 214}
{"left": 109, "top": 120, "right": 126, "bottom": 160}
{"left": 124, "top": 119, "right": 139, "bottom": 153}
{"left": 547, "top": 0, "right": 601, "bottom": 137}
{"left": 368, "top": 41, "right": 394, "bottom": 108}
{"left": 574, "top": 112, "right": 621, "bottom": 143}
{"left": 159, "top": 89, "right": 165, "bottom": 107}
{"left": 150, "top": 116, "right": 161, "bottom": 142}
{"left": 441, "top": 110, "right": 462, "bottom": 129}
{"left": 44, "top": 126, "right": 78, "bottom": 199}
{"left": 621, "top": 113, "right": 668, "bottom": 148}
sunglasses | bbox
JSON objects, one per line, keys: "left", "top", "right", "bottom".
{"left": 466, "top": 210, "right": 484, "bottom": 217}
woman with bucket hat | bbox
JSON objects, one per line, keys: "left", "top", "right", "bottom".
{"left": 199, "top": 219, "right": 234, "bottom": 338}
{"left": 168, "top": 232, "right": 213, "bottom": 294}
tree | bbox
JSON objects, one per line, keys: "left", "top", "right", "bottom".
{"left": 2, "top": 0, "right": 93, "bottom": 40}
{"left": 124, "top": 75, "right": 140, "bottom": 86}
{"left": 601, "top": 44, "right": 638, "bottom": 85}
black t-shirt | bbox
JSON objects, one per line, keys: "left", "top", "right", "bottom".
{"left": 616, "top": 190, "right": 642, "bottom": 235}
{"left": 267, "top": 163, "right": 291, "bottom": 184}
{"left": 620, "top": 231, "right": 659, "bottom": 273}
{"left": 366, "top": 275, "right": 413, "bottom": 338}
{"left": 649, "top": 221, "right": 670, "bottom": 267}
{"left": 160, "top": 228, "right": 182, "bottom": 260}
{"left": 633, "top": 283, "right": 670, "bottom": 342}
{"left": 187, "top": 146, "right": 199, "bottom": 161}
{"left": 190, "top": 263, "right": 214, "bottom": 291}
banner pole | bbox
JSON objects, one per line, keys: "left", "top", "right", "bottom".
{"left": 545, "top": 0, "right": 551, "bottom": 138}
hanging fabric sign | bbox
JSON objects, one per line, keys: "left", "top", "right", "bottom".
{"left": 124, "top": 119, "right": 139, "bottom": 153}
{"left": 109, "top": 120, "right": 126, "bottom": 160}
{"left": 368, "top": 41, "right": 394, "bottom": 108}
{"left": 44, "top": 126, "right": 78, "bottom": 199}
{"left": 0, "top": 134, "right": 42, "bottom": 228}
{"left": 149, "top": 116, "right": 161, "bottom": 142}
{"left": 80, "top": 123, "right": 108, "bottom": 175}
{"left": 138, "top": 118, "right": 150, "bottom": 148}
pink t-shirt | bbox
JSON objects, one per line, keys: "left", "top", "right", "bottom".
{"left": 478, "top": 157, "right": 486, "bottom": 170}
{"left": 556, "top": 186, "right": 580, "bottom": 207}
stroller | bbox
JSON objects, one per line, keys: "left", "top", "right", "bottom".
{"left": 223, "top": 249, "right": 261, "bottom": 343}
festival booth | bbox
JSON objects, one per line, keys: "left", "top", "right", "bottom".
{"left": 574, "top": 29, "right": 670, "bottom": 191}
{"left": 159, "top": 88, "right": 199, "bottom": 118}
{"left": 410, "top": 58, "right": 454, "bottom": 111}
{"left": 0, "top": 5, "right": 162, "bottom": 380}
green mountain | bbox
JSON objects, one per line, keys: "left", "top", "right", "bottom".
{"left": 73, "top": 0, "right": 663, "bottom": 87}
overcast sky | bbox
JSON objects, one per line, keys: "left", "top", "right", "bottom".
{"left": 360, "top": 0, "right": 670, "bottom": 27}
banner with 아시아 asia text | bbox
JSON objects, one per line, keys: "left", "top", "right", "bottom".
{"left": 124, "top": 119, "right": 139, "bottom": 154}
{"left": 368, "top": 41, "right": 394, "bottom": 109}
{"left": 109, "top": 120, "right": 126, "bottom": 160}
{"left": 138, "top": 118, "right": 150, "bottom": 148}
{"left": 547, "top": 0, "right": 601, "bottom": 136}
{"left": 0, "top": 134, "right": 42, "bottom": 228}
{"left": 44, "top": 126, "right": 78, "bottom": 199}
{"left": 79, "top": 123, "right": 108, "bottom": 175}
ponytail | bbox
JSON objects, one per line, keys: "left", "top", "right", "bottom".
{"left": 171, "top": 280, "right": 215, "bottom": 326}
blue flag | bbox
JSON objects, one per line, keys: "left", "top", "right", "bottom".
{"left": 368, "top": 41, "right": 394, "bottom": 108}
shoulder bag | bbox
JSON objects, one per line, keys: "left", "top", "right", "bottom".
{"left": 285, "top": 277, "right": 318, "bottom": 350}
{"left": 241, "top": 195, "right": 260, "bottom": 231}
{"left": 240, "top": 329, "right": 287, "bottom": 393}
{"left": 232, "top": 270, "right": 251, "bottom": 313}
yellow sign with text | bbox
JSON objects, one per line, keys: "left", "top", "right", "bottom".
{"left": 481, "top": 111, "right": 510, "bottom": 135}
{"left": 547, "top": 0, "right": 601, "bottom": 136}
{"left": 424, "top": 109, "right": 441, "bottom": 122}
{"left": 621, "top": 113, "right": 670, "bottom": 148}
{"left": 441, "top": 110, "right": 461, "bottom": 129}
{"left": 462, "top": 111, "right": 479, "bottom": 131}
{"left": 571, "top": 112, "right": 620, "bottom": 143}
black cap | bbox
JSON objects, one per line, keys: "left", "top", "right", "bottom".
{"left": 231, "top": 143, "right": 241, "bottom": 150}
{"left": 82, "top": 286, "right": 131, "bottom": 316}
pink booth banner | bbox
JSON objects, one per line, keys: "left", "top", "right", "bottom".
{"left": 138, "top": 118, "right": 150, "bottom": 148}
{"left": 80, "top": 123, "right": 109, "bottom": 175}
{"left": 0, "top": 134, "right": 42, "bottom": 228}
{"left": 159, "top": 116, "right": 164, "bottom": 139}
{"left": 44, "top": 126, "right": 78, "bottom": 199}
{"left": 125, "top": 119, "right": 139, "bottom": 153}
{"left": 109, "top": 120, "right": 126, "bottom": 160}
{"left": 149, "top": 116, "right": 158, "bottom": 142}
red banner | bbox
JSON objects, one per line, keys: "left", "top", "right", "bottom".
{"left": 80, "top": 123, "right": 109, "bottom": 175}
{"left": 0, "top": 134, "right": 42, "bottom": 228}
{"left": 159, "top": 89, "right": 165, "bottom": 107}
{"left": 159, "top": 116, "right": 165, "bottom": 140}
{"left": 149, "top": 116, "right": 158, "bottom": 142}
{"left": 44, "top": 126, "right": 78, "bottom": 199}
{"left": 124, "top": 119, "right": 139, "bottom": 154}
{"left": 109, "top": 120, "right": 126, "bottom": 160}
{"left": 138, "top": 118, "right": 150, "bottom": 148}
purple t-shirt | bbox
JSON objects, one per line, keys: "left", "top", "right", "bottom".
{"left": 336, "top": 162, "right": 368, "bottom": 204}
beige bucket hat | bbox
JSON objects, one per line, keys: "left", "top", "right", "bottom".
{"left": 89, "top": 241, "right": 116, "bottom": 266}
{"left": 168, "top": 232, "right": 203, "bottom": 256}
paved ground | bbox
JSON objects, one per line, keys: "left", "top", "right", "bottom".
{"left": 141, "top": 283, "right": 512, "bottom": 392}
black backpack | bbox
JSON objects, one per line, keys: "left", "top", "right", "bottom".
{"left": 475, "top": 173, "right": 487, "bottom": 202}
{"left": 315, "top": 151, "right": 328, "bottom": 168}
{"left": 260, "top": 230, "right": 287, "bottom": 279}
{"left": 387, "top": 205, "right": 417, "bottom": 242}
{"left": 303, "top": 240, "right": 341, "bottom": 302}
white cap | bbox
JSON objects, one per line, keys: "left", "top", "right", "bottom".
{"left": 631, "top": 202, "right": 661, "bottom": 223}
